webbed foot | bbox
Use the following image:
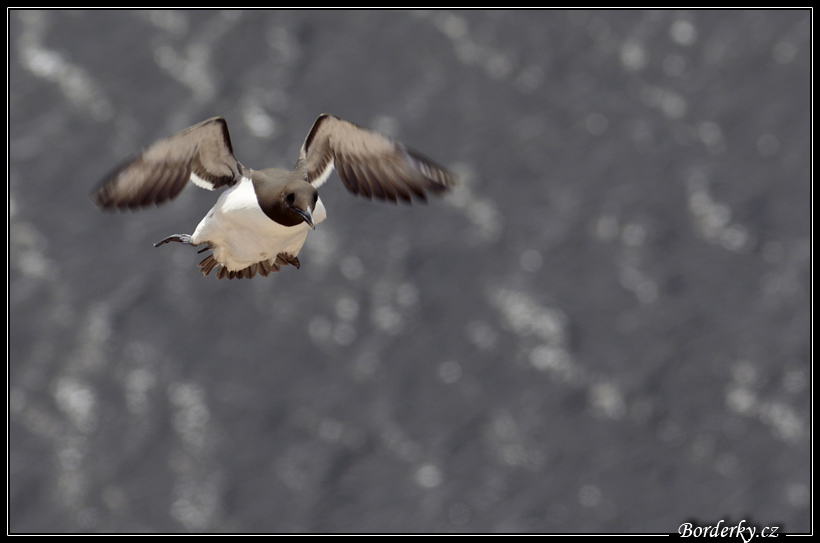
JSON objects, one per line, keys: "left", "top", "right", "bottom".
{"left": 154, "top": 234, "right": 195, "bottom": 247}
{"left": 276, "top": 253, "right": 301, "bottom": 269}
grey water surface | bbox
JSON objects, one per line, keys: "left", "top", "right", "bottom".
{"left": 9, "top": 10, "right": 810, "bottom": 533}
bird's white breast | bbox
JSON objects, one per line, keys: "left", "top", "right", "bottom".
{"left": 191, "top": 177, "right": 326, "bottom": 271}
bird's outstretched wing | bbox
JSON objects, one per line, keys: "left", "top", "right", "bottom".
{"left": 93, "top": 117, "right": 243, "bottom": 209}
{"left": 299, "top": 114, "right": 456, "bottom": 203}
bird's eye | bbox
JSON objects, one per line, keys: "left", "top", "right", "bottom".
{"left": 286, "top": 193, "right": 295, "bottom": 204}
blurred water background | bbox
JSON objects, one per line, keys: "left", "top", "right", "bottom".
{"left": 9, "top": 9, "right": 811, "bottom": 533}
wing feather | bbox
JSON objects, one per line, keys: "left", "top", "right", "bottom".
{"left": 299, "top": 114, "right": 456, "bottom": 204}
{"left": 93, "top": 117, "right": 243, "bottom": 210}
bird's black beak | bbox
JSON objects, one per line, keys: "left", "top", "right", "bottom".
{"left": 295, "top": 207, "right": 315, "bottom": 230}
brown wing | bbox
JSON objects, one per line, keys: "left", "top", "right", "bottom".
{"left": 299, "top": 114, "right": 456, "bottom": 204}
{"left": 93, "top": 117, "right": 243, "bottom": 209}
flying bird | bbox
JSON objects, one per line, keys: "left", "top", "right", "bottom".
{"left": 93, "top": 115, "right": 456, "bottom": 279}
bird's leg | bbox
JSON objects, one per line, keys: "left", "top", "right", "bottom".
{"left": 276, "top": 253, "right": 301, "bottom": 269}
{"left": 154, "top": 234, "right": 196, "bottom": 248}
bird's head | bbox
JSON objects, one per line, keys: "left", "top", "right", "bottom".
{"left": 280, "top": 181, "right": 319, "bottom": 229}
